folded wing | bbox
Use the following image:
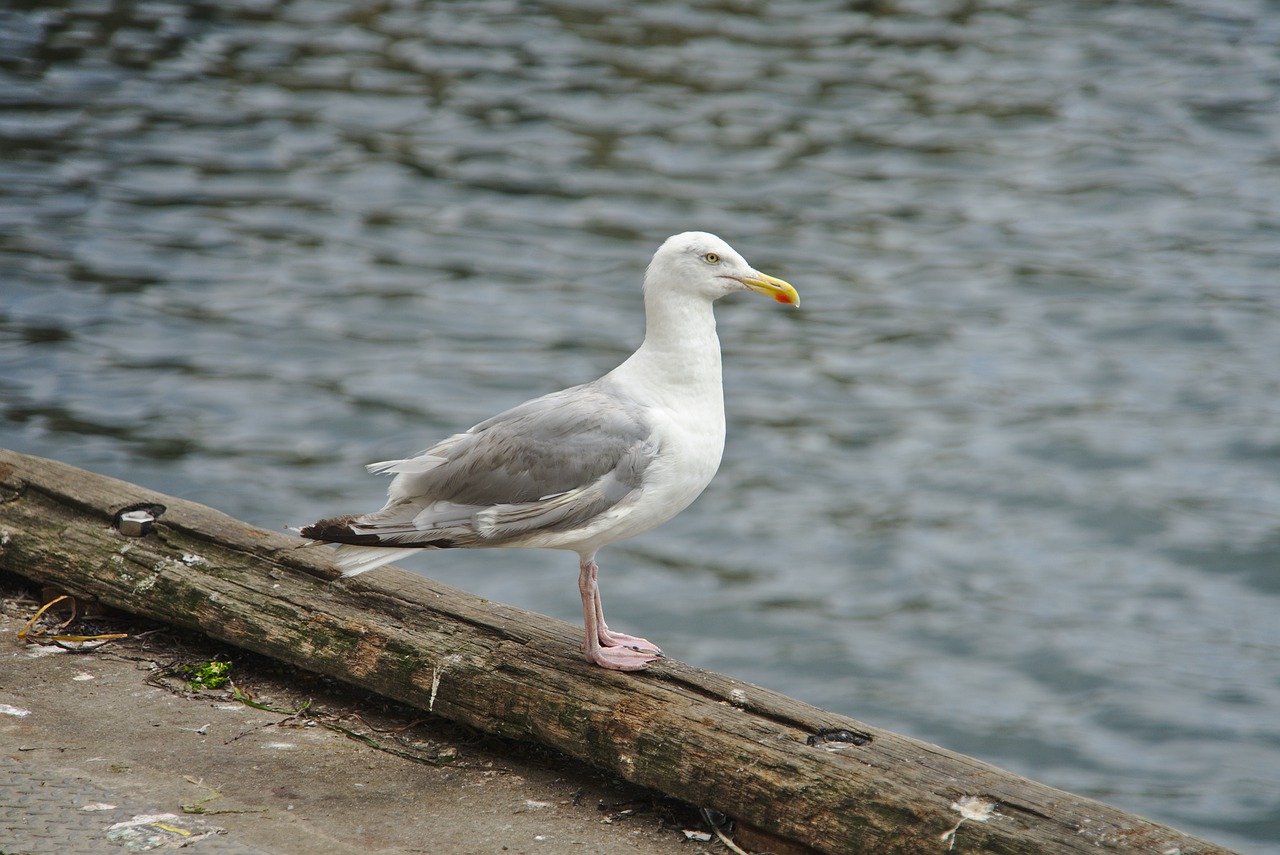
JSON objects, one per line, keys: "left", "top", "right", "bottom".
{"left": 301, "top": 380, "right": 658, "bottom": 569}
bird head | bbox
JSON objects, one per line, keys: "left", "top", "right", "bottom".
{"left": 645, "top": 232, "right": 799, "bottom": 307}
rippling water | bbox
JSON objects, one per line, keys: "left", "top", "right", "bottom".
{"left": 3, "top": 1, "right": 1279, "bottom": 850}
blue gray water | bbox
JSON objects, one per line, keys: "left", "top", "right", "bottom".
{"left": 3, "top": 1, "right": 1278, "bottom": 850}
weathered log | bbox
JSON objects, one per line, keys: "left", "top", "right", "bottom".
{"left": 0, "top": 447, "right": 1236, "bottom": 855}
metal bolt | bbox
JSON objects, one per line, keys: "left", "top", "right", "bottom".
{"left": 117, "top": 510, "right": 155, "bottom": 537}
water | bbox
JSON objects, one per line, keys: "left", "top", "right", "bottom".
{"left": 3, "top": 0, "right": 1279, "bottom": 849}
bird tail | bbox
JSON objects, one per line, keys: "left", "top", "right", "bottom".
{"left": 298, "top": 514, "right": 423, "bottom": 577}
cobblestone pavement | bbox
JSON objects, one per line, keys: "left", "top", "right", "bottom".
{"left": 1, "top": 755, "right": 271, "bottom": 854}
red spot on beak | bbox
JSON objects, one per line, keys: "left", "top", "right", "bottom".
{"left": 774, "top": 292, "right": 793, "bottom": 304}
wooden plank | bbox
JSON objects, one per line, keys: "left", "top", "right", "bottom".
{"left": 0, "top": 447, "right": 1236, "bottom": 855}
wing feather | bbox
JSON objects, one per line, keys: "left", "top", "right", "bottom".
{"left": 313, "top": 379, "right": 658, "bottom": 553}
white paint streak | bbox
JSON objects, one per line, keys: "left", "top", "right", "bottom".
{"left": 429, "top": 666, "right": 442, "bottom": 712}
{"left": 0, "top": 703, "right": 32, "bottom": 717}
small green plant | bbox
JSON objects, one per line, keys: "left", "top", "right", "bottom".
{"left": 181, "top": 660, "right": 232, "bottom": 691}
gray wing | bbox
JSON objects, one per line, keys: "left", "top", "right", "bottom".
{"left": 342, "top": 379, "right": 658, "bottom": 548}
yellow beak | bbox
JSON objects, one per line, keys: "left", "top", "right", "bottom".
{"left": 740, "top": 272, "right": 800, "bottom": 307}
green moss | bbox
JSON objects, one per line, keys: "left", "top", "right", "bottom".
{"left": 181, "top": 659, "right": 232, "bottom": 691}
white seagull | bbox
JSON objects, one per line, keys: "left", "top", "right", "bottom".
{"left": 300, "top": 232, "right": 799, "bottom": 670}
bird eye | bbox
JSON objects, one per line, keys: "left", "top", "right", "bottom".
{"left": 703, "top": 252, "right": 720, "bottom": 264}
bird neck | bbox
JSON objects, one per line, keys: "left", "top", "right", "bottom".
{"left": 619, "top": 291, "right": 724, "bottom": 396}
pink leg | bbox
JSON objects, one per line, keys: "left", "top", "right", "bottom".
{"left": 578, "top": 557, "right": 661, "bottom": 671}
{"left": 590, "top": 561, "right": 662, "bottom": 654}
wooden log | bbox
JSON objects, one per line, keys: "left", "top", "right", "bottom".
{"left": 0, "top": 447, "right": 1236, "bottom": 855}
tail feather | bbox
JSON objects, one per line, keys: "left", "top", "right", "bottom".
{"left": 332, "top": 544, "right": 421, "bottom": 577}
{"left": 298, "top": 515, "right": 380, "bottom": 544}
{"left": 298, "top": 515, "right": 422, "bottom": 576}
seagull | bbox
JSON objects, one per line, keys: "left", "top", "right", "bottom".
{"left": 300, "top": 232, "right": 799, "bottom": 670}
